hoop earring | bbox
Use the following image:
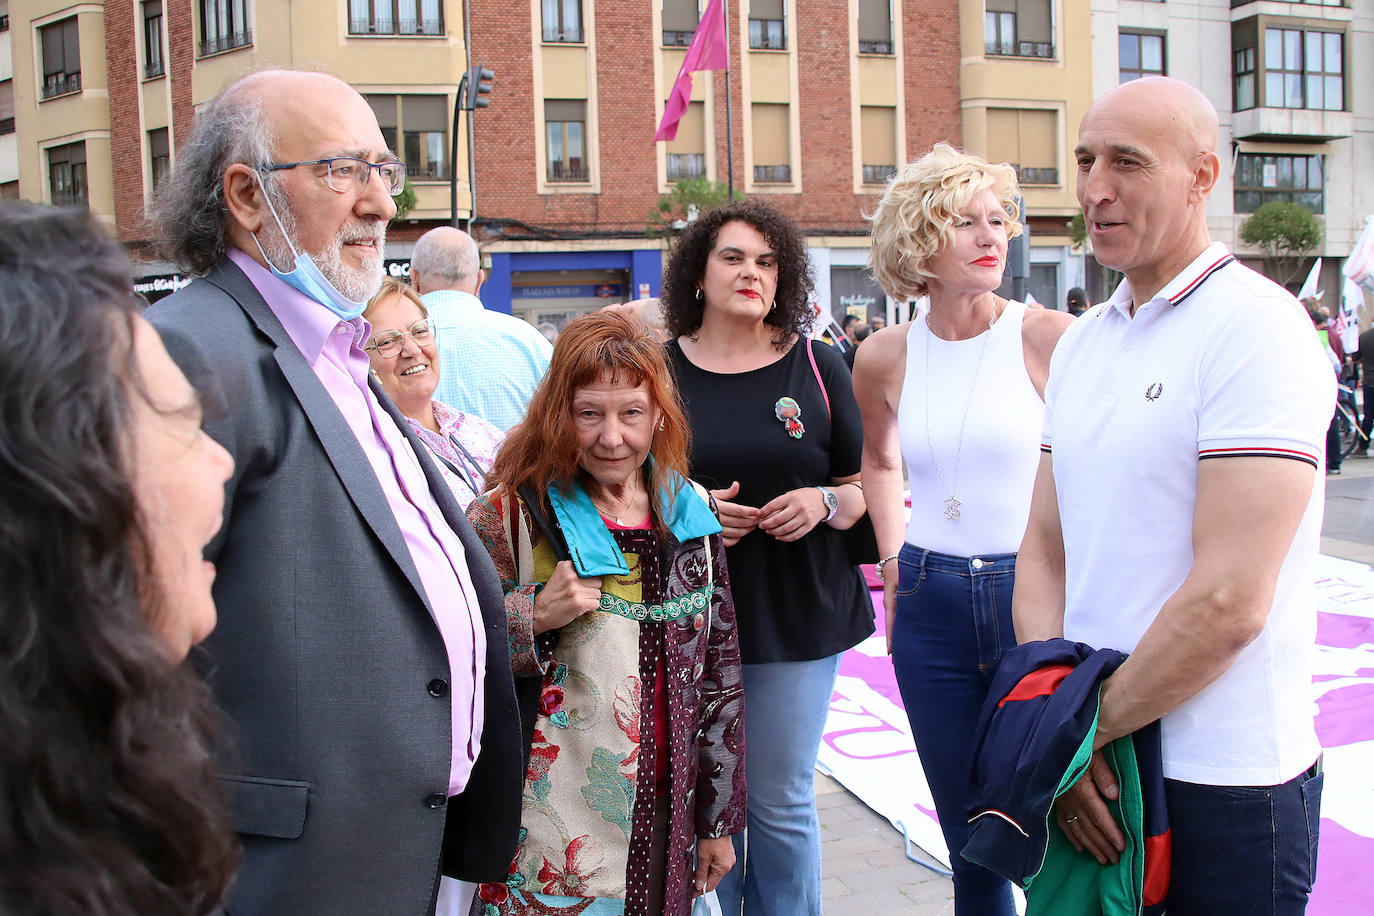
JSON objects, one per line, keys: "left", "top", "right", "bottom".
{"left": 695, "top": 287, "right": 703, "bottom": 301}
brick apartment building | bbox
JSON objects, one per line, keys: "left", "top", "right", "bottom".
{"left": 467, "top": 0, "right": 962, "bottom": 328}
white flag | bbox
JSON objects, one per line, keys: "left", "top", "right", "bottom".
{"left": 1297, "top": 257, "right": 1323, "bottom": 302}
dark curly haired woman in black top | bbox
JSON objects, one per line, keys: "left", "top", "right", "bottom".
{"left": 0, "top": 205, "right": 240, "bottom": 916}
{"left": 662, "top": 200, "right": 872, "bottom": 916}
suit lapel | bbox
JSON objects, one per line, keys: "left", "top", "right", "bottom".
{"left": 205, "top": 262, "right": 435, "bottom": 617}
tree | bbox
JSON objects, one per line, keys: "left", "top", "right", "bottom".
{"left": 646, "top": 178, "right": 741, "bottom": 237}
{"left": 393, "top": 179, "right": 418, "bottom": 221}
{"left": 1240, "top": 201, "right": 1322, "bottom": 287}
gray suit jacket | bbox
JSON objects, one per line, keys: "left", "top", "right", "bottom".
{"left": 146, "top": 258, "right": 522, "bottom": 916}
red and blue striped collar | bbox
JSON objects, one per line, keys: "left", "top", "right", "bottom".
{"left": 1166, "top": 252, "right": 1236, "bottom": 307}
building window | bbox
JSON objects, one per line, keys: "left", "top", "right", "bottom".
{"left": 665, "top": 100, "right": 706, "bottom": 182}
{"left": 149, "top": 128, "right": 170, "bottom": 192}
{"left": 860, "top": 106, "right": 896, "bottom": 185}
{"left": 751, "top": 102, "right": 791, "bottom": 183}
{"left": 984, "top": 0, "right": 1053, "bottom": 59}
{"left": 366, "top": 94, "right": 449, "bottom": 180}
{"left": 1234, "top": 45, "right": 1256, "bottom": 111}
{"left": 143, "top": 0, "right": 165, "bottom": 78}
{"left": 546, "top": 100, "right": 589, "bottom": 182}
{"left": 1119, "top": 31, "right": 1164, "bottom": 82}
{"left": 663, "top": 0, "right": 697, "bottom": 46}
{"left": 199, "top": 0, "right": 251, "bottom": 56}
{"left": 667, "top": 154, "right": 705, "bottom": 181}
{"left": 749, "top": 0, "right": 785, "bottom": 50}
{"left": 1234, "top": 153, "right": 1323, "bottom": 214}
{"left": 1264, "top": 27, "right": 1343, "bottom": 111}
{"left": 348, "top": 0, "right": 443, "bottom": 36}
{"left": 48, "top": 142, "right": 88, "bottom": 206}
{"left": 542, "top": 0, "right": 582, "bottom": 43}
{"left": 858, "top": 0, "right": 892, "bottom": 54}
{"left": 39, "top": 18, "right": 81, "bottom": 99}
{"left": 0, "top": 79, "right": 13, "bottom": 135}
{"left": 987, "top": 107, "right": 1058, "bottom": 185}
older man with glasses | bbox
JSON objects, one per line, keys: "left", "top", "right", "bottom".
{"left": 144, "top": 68, "right": 522, "bottom": 916}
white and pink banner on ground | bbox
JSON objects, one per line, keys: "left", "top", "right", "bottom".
{"left": 818, "top": 555, "right": 1374, "bottom": 913}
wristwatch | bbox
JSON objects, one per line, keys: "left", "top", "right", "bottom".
{"left": 816, "top": 486, "right": 839, "bottom": 523}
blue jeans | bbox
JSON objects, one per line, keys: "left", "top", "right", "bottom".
{"left": 715, "top": 652, "right": 843, "bottom": 916}
{"left": 1164, "top": 763, "right": 1323, "bottom": 915}
{"left": 891, "top": 545, "right": 1017, "bottom": 916}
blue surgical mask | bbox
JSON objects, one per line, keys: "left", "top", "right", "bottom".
{"left": 249, "top": 172, "right": 371, "bottom": 320}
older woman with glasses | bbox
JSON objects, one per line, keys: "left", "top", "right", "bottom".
{"left": 363, "top": 277, "right": 504, "bottom": 509}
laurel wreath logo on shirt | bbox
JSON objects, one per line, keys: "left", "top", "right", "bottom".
{"left": 1145, "top": 382, "right": 1163, "bottom": 402}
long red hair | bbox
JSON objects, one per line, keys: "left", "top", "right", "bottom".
{"left": 485, "top": 310, "right": 692, "bottom": 526}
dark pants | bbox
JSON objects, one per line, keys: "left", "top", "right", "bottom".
{"left": 1326, "top": 406, "right": 1343, "bottom": 471}
{"left": 1164, "top": 763, "right": 1323, "bottom": 915}
{"left": 891, "top": 545, "right": 1017, "bottom": 916}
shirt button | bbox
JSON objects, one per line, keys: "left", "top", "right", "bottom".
{"left": 972, "top": 558, "right": 984, "bottom": 569}
{"left": 692, "top": 662, "right": 704, "bottom": 681}
{"left": 426, "top": 793, "right": 447, "bottom": 809}
{"left": 335, "top": 325, "right": 349, "bottom": 335}
{"left": 427, "top": 678, "right": 449, "bottom": 697}
{"left": 693, "top": 613, "right": 705, "bottom": 630}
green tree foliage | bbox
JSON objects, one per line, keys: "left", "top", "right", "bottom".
{"left": 1240, "top": 201, "right": 1322, "bottom": 286}
{"left": 646, "top": 178, "right": 742, "bottom": 237}
{"left": 392, "top": 179, "right": 418, "bottom": 221}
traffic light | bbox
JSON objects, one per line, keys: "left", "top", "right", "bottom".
{"left": 468, "top": 66, "right": 494, "bottom": 110}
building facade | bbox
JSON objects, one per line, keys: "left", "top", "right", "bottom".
{"left": 466, "top": 0, "right": 963, "bottom": 327}
{"left": 6, "top": 0, "right": 476, "bottom": 292}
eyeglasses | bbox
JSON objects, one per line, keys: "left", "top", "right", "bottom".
{"left": 364, "top": 318, "right": 435, "bottom": 358}
{"left": 260, "top": 157, "right": 408, "bottom": 196}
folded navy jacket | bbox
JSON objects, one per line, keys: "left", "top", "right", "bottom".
{"left": 961, "top": 638, "right": 1170, "bottom": 916}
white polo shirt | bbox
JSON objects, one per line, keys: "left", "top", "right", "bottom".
{"left": 1043, "top": 242, "right": 1336, "bottom": 786}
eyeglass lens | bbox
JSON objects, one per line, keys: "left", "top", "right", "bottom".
{"left": 326, "top": 158, "right": 407, "bottom": 196}
{"left": 371, "top": 320, "right": 433, "bottom": 356}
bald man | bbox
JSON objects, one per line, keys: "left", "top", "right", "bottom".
{"left": 145, "top": 69, "right": 521, "bottom": 915}
{"left": 409, "top": 226, "right": 552, "bottom": 431}
{"left": 1014, "top": 78, "right": 1333, "bottom": 913}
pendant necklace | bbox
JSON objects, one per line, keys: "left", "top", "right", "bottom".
{"left": 923, "top": 300, "right": 999, "bottom": 521}
{"left": 591, "top": 488, "right": 637, "bottom": 525}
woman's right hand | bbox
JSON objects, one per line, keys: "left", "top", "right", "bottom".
{"left": 708, "top": 481, "right": 760, "bottom": 547}
{"left": 533, "top": 561, "right": 602, "bottom": 635}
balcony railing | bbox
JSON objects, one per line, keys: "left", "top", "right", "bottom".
{"left": 858, "top": 39, "right": 892, "bottom": 54}
{"left": 667, "top": 153, "right": 705, "bottom": 182}
{"left": 548, "top": 160, "right": 588, "bottom": 182}
{"left": 542, "top": 26, "right": 583, "bottom": 43}
{"left": 349, "top": 18, "right": 444, "bottom": 35}
{"left": 0, "top": 118, "right": 14, "bottom": 135}
{"left": 199, "top": 29, "right": 252, "bottom": 57}
{"left": 0, "top": 14, "right": 9, "bottom": 30}
{"left": 754, "top": 164, "right": 791, "bottom": 184}
{"left": 862, "top": 164, "right": 895, "bottom": 184}
{"left": 985, "top": 40, "right": 1053, "bottom": 59}
{"left": 663, "top": 29, "right": 694, "bottom": 47}
{"left": 41, "top": 72, "right": 81, "bottom": 100}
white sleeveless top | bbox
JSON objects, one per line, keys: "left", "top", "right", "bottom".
{"left": 897, "top": 299, "right": 1044, "bottom": 557}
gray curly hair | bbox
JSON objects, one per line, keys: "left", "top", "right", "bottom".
{"left": 150, "top": 83, "right": 277, "bottom": 276}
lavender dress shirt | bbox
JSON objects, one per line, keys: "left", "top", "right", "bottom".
{"left": 228, "top": 248, "right": 484, "bottom": 796}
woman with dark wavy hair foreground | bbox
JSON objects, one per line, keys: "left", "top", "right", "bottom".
{"left": 0, "top": 204, "right": 240, "bottom": 915}
{"left": 662, "top": 200, "right": 872, "bottom": 916}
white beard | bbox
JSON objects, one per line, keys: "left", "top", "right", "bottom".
{"left": 260, "top": 181, "right": 387, "bottom": 303}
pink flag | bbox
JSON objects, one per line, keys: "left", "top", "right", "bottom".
{"left": 653, "top": 0, "right": 728, "bottom": 143}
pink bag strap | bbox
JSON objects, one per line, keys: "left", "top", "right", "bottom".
{"left": 805, "top": 338, "right": 831, "bottom": 418}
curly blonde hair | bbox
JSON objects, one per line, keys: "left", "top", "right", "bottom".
{"left": 867, "top": 143, "right": 1023, "bottom": 301}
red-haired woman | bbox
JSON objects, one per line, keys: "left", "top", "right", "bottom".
{"left": 465, "top": 310, "right": 746, "bottom": 916}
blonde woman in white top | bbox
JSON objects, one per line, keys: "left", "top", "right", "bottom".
{"left": 852, "top": 143, "right": 1072, "bottom": 915}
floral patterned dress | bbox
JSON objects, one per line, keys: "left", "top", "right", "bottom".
{"left": 465, "top": 481, "right": 746, "bottom": 916}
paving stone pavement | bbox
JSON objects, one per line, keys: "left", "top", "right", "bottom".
{"left": 817, "top": 772, "right": 954, "bottom": 915}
